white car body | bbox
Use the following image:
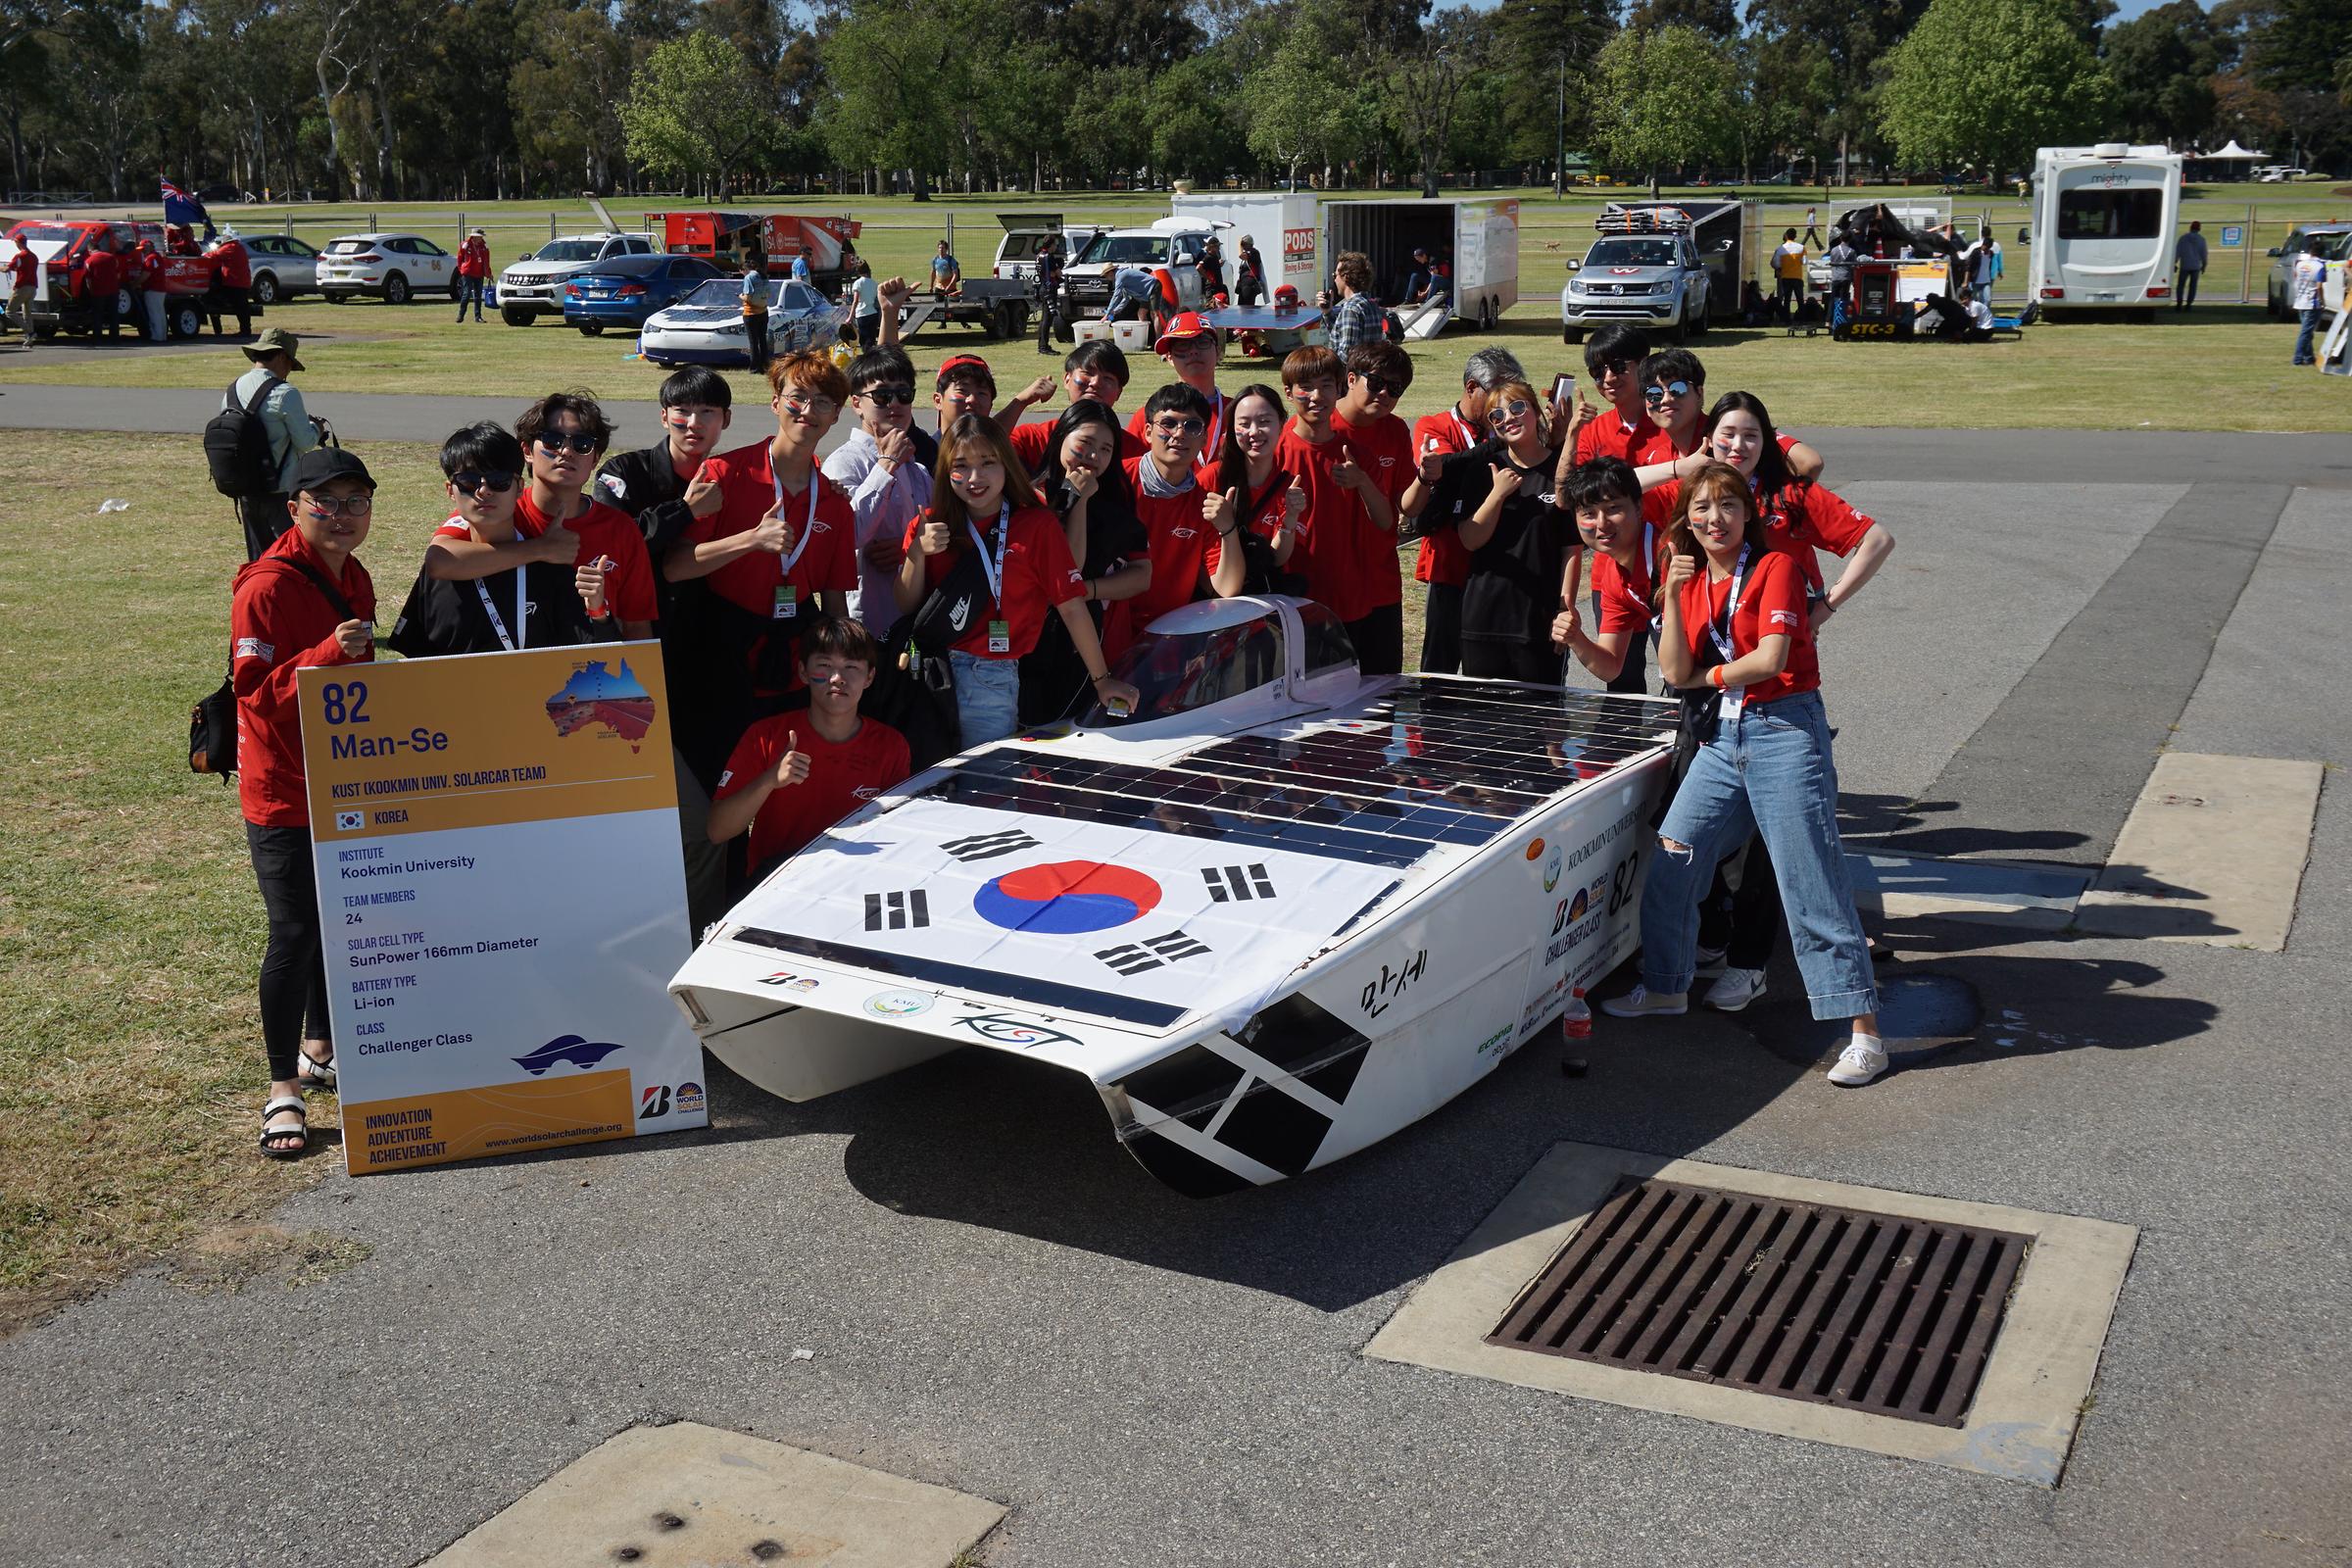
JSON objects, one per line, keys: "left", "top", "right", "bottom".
{"left": 316, "top": 231, "right": 459, "bottom": 304}
{"left": 2031, "top": 143, "right": 2183, "bottom": 312}
{"left": 639, "top": 276, "right": 844, "bottom": 368}
{"left": 498, "top": 232, "right": 657, "bottom": 321}
{"left": 667, "top": 595, "right": 1675, "bottom": 1196}
{"left": 236, "top": 233, "right": 321, "bottom": 303}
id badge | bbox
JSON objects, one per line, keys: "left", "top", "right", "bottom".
{"left": 772, "top": 584, "right": 798, "bottom": 621}
{"left": 1718, "top": 685, "right": 1745, "bottom": 722}
{"left": 987, "top": 617, "right": 1011, "bottom": 655}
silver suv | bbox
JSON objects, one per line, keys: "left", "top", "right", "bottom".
{"left": 1561, "top": 233, "right": 1709, "bottom": 343}
{"left": 498, "top": 232, "right": 656, "bottom": 324}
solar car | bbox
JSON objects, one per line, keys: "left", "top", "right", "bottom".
{"left": 637, "top": 276, "right": 844, "bottom": 367}
{"left": 668, "top": 596, "right": 1678, "bottom": 1195}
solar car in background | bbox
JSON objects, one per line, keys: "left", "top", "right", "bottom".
{"left": 637, "top": 276, "right": 844, "bottom": 367}
{"left": 560, "top": 253, "right": 728, "bottom": 335}
{"left": 669, "top": 595, "right": 1677, "bottom": 1196}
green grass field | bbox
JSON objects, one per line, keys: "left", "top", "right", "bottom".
{"left": 0, "top": 175, "right": 2343, "bottom": 1333}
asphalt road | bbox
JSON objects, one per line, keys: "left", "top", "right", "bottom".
{"left": 1, "top": 413, "right": 2347, "bottom": 1566}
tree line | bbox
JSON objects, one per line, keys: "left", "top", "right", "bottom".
{"left": 2, "top": 0, "right": 2343, "bottom": 206}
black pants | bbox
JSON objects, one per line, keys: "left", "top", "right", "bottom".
{"left": 93, "top": 290, "right": 120, "bottom": 338}
{"left": 1419, "top": 581, "right": 1463, "bottom": 674}
{"left": 238, "top": 492, "right": 290, "bottom": 563}
{"left": 745, "top": 313, "right": 770, "bottom": 372}
{"left": 2177, "top": 269, "right": 2200, "bottom": 310}
{"left": 1696, "top": 833, "right": 1780, "bottom": 971}
{"left": 247, "top": 821, "right": 331, "bottom": 1082}
{"left": 856, "top": 313, "right": 879, "bottom": 349}
{"left": 1460, "top": 638, "right": 1561, "bottom": 684}
{"left": 206, "top": 285, "right": 251, "bottom": 335}
{"left": 1345, "top": 602, "right": 1403, "bottom": 676}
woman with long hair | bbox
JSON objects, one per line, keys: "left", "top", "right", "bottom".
{"left": 1600, "top": 463, "right": 1886, "bottom": 1087}
{"left": 1202, "top": 383, "right": 1306, "bottom": 599}
{"left": 1020, "top": 399, "right": 1152, "bottom": 723}
{"left": 1397, "top": 378, "right": 1586, "bottom": 683}
{"left": 894, "top": 415, "right": 1138, "bottom": 746}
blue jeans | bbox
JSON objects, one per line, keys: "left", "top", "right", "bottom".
{"left": 2294, "top": 305, "right": 2324, "bottom": 365}
{"left": 1639, "top": 689, "right": 1877, "bottom": 1019}
{"left": 457, "top": 276, "right": 484, "bottom": 319}
{"left": 950, "top": 650, "right": 1020, "bottom": 748}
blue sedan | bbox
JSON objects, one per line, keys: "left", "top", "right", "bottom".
{"left": 562, "top": 254, "right": 730, "bottom": 335}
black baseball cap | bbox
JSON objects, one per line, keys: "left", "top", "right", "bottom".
{"left": 290, "top": 447, "right": 377, "bottom": 495}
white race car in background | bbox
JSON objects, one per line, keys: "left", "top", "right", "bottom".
{"left": 669, "top": 595, "right": 1677, "bottom": 1195}
{"left": 638, "top": 276, "right": 845, "bottom": 367}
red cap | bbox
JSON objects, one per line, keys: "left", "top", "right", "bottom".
{"left": 1153, "top": 312, "right": 1215, "bottom": 355}
{"left": 935, "top": 353, "right": 994, "bottom": 392}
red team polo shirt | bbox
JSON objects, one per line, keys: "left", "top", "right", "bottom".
{"left": 1285, "top": 415, "right": 1406, "bottom": 623}
{"left": 1673, "top": 547, "right": 1817, "bottom": 706}
{"left": 1009, "top": 418, "right": 1146, "bottom": 474}
{"left": 1409, "top": 407, "right": 1479, "bottom": 587}
{"left": 432, "top": 490, "right": 659, "bottom": 626}
{"left": 716, "top": 713, "right": 911, "bottom": 871}
{"left": 1642, "top": 475, "right": 1873, "bottom": 595}
{"left": 684, "top": 439, "right": 858, "bottom": 622}
{"left": 902, "top": 503, "right": 1084, "bottom": 660}
{"left": 1120, "top": 454, "right": 1212, "bottom": 636}
{"left": 1590, "top": 544, "right": 1658, "bottom": 641}
{"left": 1576, "top": 407, "right": 1660, "bottom": 466}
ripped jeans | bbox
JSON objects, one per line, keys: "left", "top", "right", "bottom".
{"left": 1640, "top": 689, "right": 1877, "bottom": 1019}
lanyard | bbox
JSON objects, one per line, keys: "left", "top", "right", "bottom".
{"left": 966, "top": 502, "right": 1010, "bottom": 606}
{"left": 1449, "top": 408, "right": 1474, "bottom": 448}
{"left": 769, "top": 454, "right": 816, "bottom": 577}
{"left": 1705, "top": 546, "right": 1752, "bottom": 663}
{"left": 473, "top": 569, "right": 528, "bottom": 652}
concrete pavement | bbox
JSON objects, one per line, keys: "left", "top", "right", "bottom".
{"left": 2, "top": 426, "right": 2347, "bottom": 1566}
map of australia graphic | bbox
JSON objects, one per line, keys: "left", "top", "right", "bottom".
{"left": 545, "top": 659, "right": 657, "bottom": 751}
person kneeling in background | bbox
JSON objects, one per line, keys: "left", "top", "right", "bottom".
{"left": 708, "top": 614, "right": 911, "bottom": 891}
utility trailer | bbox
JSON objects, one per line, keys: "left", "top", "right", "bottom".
{"left": 1320, "top": 197, "right": 1520, "bottom": 334}
{"left": 893, "top": 276, "right": 1035, "bottom": 341}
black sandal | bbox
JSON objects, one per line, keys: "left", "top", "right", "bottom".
{"left": 297, "top": 1046, "right": 337, "bottom": 1092}
{"left": 260, "top": 1096, "right": 308, "bottom": 1159}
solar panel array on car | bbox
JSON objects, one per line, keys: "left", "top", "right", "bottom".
{"left": 906, "top": 682, "right": 1675, "bottom": 868}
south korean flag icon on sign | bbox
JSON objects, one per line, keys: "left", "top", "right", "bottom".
{"left": 335, "top": 809, "right": 365, "bottom": 832}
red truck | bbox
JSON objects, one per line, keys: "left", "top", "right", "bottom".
{"left": 5, "top": 219, "right": 222, "bottom": 339}
{"left": 648, "top": 212, "right": 862, "bottom": 283}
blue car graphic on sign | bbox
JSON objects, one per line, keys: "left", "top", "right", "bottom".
{"left": 511, "top": 1034, "right": 624, "bottom": 1075}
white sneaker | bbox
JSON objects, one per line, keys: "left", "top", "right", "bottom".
{"left": 1704, "top": 967, "right": 1767, "bottom": 1012}
{"left": 1600, "top": 984, "right": 1689, "bottom": 1018}
{"left": 1693, "top": 945, "right": 1729, "bottom": 979}
{"left": 1827, "top": 1035, "right": 1888, "bottom": 1087}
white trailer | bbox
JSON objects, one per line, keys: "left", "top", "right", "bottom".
{"left": 1170, "top": 191, "right": 1322, "bottom": 302}
{"left": 1321, "top": 197, "right": 1520, "bottom": 334}
{"left": 2031, "top": 143, "right": 2183, "bottom": 317}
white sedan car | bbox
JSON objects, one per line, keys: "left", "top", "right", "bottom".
{"left": 639, "top": 277, "right": 844, "bottom": 367}
{"left": 317, "top": 232, "right": 458, "bottom": 305}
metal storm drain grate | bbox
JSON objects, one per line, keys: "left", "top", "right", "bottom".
{"left": 1488, "top": 1177, "right": 2032, "bottom": 1427}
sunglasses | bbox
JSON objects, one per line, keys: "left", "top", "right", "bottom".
{"left": 534, "top": 432, "right": 600, "bottom": 454}
{"left": 1486, "top": 399, "right": 1537, "bottom": 427}
{"left": 1596, "top": 357, "right": 1635, "bottom": 376}
{"left": 1152, "top": 416, "right": 1206, "bottom": 437}
{"left": 858, "top": 385, "right": 916, "bottom": 406}
{"left": 1642, "top": 380, "right": 1696, "bottom": 405}
{"left": 449, "top": 469, "right": 516, "bottom": 494}
{"left": 302, "top": 495, "right": 374, "bottom": 516}
{"left": 1357, "top": 375, "right": 1406, "bottom": 398}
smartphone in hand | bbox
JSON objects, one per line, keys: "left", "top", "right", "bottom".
{"left": 1551, "top": 371, "right": 1575, "bottom": 408}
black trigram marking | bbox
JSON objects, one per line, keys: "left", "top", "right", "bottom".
{"left": 1096, "top": 929, "right": 1213, "bottom": 976}
{"left": 863, "top": 890, "right": 930, "bottom": 930}
{"left": 941, "top": 828, "right": 1039, "bottom": 862}
{"left": 1201, "top": 863, "right": 1276, "bottom": 903}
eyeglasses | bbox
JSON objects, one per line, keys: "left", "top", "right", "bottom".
{"left": 858, "top": 386, "right": 915, "bottom": 406}
{"left": 1152, "top": 416, "right": 1206, "bottom": 437}
{"left": 1486, "top": 399, "right": 1537, "bottom": 427}
{"left": 1357, "top": 375, "right": 1406, "bottom": 398}
{"left": 780, "top": 394, "right": 841, "bottom": 417}
{"left": 534, "top": 432, "right": 600, "bottom": 455}
{"left": 302, "top": 495, "right": 374, "bottom": 516}
{"left": 449, "top": 469, "right": 516, "bottom": 494}
{"left": 1642, "top": 380, "right": 1695, "bottom": 405}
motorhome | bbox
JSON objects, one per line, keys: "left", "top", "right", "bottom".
{"left": 2030, "top": 143, "right": 2183, "bottom": 316}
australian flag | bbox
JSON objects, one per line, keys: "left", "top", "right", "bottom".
{"left": 160, "top": 178, "right": 213, "bottom": 239}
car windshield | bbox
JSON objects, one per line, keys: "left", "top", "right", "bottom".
{"left": 1587, "top": 239, "right": 1676, "bottom": 268}
{"left": 530, "top": 239, "right": 607, "bottom": 263}
{"left": 1078, "top": 233, "right": 1170, "bottom": 266}
{"left": 1088, "top": 612, "right": 1287, "bottom": 726}
{"left": 14, "top": 225, "right": 76, "bottom": 242}
{"left": 676, "top": 277, "right": 776, "bottom": 310}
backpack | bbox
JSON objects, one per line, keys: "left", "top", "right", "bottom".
{"left": 204, "top": 373, "right": 281, "bottom": 498}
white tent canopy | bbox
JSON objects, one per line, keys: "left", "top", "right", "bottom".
{"left": 2197, "top": 140, "right": 2269, "bottom": 161}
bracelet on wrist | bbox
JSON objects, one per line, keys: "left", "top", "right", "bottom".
{"left": 1708, "top": 666, "right": 1726, "bottom": 689}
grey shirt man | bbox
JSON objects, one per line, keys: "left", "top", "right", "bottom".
{"left": 2176, "top": 229, "right": 2208, "bottom": 273}
{"left": 227, "top": 365, "right": 317, "bottom": 492}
